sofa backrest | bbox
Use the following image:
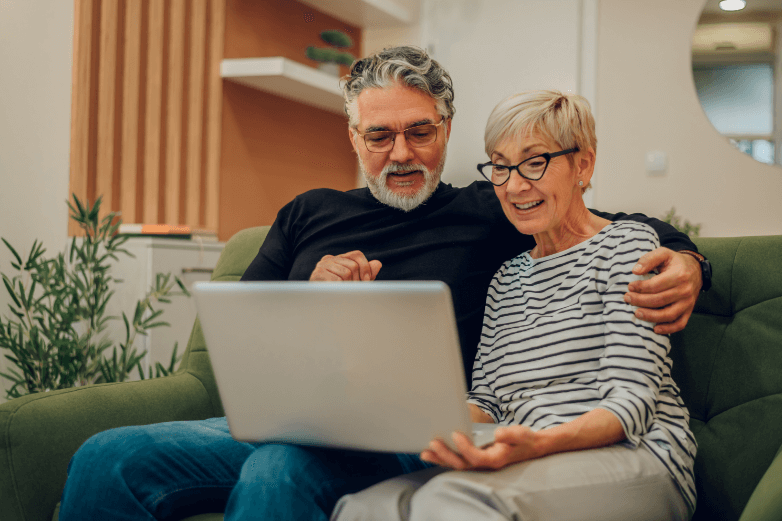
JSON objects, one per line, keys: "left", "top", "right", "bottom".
{"left": 178, "top": 226, "right": 271, "bottom": 418}
{"left": 670, "top": 235, "right": 782, "bottom": 521}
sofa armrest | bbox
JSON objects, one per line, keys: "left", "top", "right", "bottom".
{"left": 739, "top": 443, "right": 782, "bottom": 521}
{"left": 0, "top": 372, "right": 216, "bottom": 521}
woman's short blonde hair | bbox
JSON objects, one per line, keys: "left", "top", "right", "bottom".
{"left": 484, "top": 90, "right": 597, "bottom": 193}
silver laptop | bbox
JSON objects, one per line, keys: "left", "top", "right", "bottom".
{"left": 192, "top": 281, "right": 497, "bottom": 453}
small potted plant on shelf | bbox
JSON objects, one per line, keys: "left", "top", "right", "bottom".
{"left": 306, "top": 29, "right": 356, "bottom": 76}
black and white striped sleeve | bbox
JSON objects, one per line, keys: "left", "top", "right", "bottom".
{"left": 595, "top": 226, "right": 671, "bottom": 447}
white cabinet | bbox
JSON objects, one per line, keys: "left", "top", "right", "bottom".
{"left": 107, "top": 237, "right": 224, "bottom": 377}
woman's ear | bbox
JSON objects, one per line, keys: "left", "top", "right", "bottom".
{"left": 576, "top": 148, "right": 596, "bottom": 186}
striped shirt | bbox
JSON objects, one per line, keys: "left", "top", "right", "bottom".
{"left": 467, "top": 221, "right": 697, "bottom": 510}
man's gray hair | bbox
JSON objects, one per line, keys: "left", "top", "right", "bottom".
{"left": 342, "top": 46, "right": 455, "bottom": 128}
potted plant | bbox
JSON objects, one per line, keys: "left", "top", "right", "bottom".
{"left": 0, "top": 194, "right": 188, "bottom": 400}
{"left": 306, "top": 30, "right": 356, "bottom": 76}
{"left": 661, "top": 207, "right": 702, "bottom": 238}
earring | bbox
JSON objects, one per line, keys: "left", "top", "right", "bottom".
{"left": 578, "top": 181, "right": 584, "bottom": 186}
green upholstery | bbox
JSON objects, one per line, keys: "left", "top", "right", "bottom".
{"left": 0, "top": 229, "right": 779, "bottom": 521}
{"left": 669, "top": 236, "right": 782, "bottom": 521}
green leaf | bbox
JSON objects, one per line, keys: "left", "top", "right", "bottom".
{"left": 320, "top": 29, "right": 353, "bottom": 48}
{"left": 1, "top": 238, "right": 22, "bottom": 266}
{"left": 137, "top": 361, "right": 147, "bottom": 380}
{"left": 175, "top": 277, "right": 191, "bottom": 296}
{"left": 26, "top": 279, "right": 37, "bottom": 308}
{"left": 144, "top": 321, "right": 170, "bottom": 330}
{"left": 88, "top": 195, "right": 102, "bottom": 222}
{"left": 122, "top": 312, "right": 131, "bottom": 342}
{"left": 71, "top": 193, "right": 86, "bottom": 217}
{"left": 2, "top": 275, "right": 22, "bottom": 308}
{"left": 168, "top": 342, "right": 180, "bottom": 373}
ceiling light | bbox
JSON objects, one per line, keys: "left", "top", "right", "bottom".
{"left": 719, "top": 0, "right": 747, "bottom": 11}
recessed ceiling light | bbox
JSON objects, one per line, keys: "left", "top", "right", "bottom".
{"left": 719, "top": 0, "right": 747, "bottom": 11}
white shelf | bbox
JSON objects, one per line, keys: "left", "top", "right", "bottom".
{"left": 297, "top": 0, "right": 411, "bottom": 28}
{"left": 221, "top": 57, "right": 344, "bottom": 115}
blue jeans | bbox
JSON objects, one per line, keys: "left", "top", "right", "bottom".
{"left": 58, "top": 417, "right": 432, "bottom": 521}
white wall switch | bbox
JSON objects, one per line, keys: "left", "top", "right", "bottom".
{"left": 646, "top": 151, "right": 667, "bottom": 175}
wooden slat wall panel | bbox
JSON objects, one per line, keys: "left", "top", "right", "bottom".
{"left": 120, "top": 0, "right": 142, "bottom": 224}
{"left": 164, "top": 0, "right": 186, "bottom": 225}
{"left": 142, "top": 0, "right": 164, "bottom": 224}
{"left": 68, "top": 0, "right": 96, "bottom": 236}
{"left": 95, "top": 0, "right": 118, "bottom": 216}
{"left": 204, "top": 0, "right": 225, "bottom": 232}
{"left": 68, "top": 0, "right": 225, "bottom": 234}
{"left": 185, "top": 0, "right": 207, "bottom": 226}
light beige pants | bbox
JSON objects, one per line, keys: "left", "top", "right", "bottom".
{"left": 331, "top": 444, "right": 692, "bottom": 521}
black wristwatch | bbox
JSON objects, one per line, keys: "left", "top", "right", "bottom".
{"left": 680, "top": 250, "right": 712, "bottom": 292}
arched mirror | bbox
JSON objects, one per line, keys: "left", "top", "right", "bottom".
{"left": 692, "top": 0, "right": 782, "bottom": 166}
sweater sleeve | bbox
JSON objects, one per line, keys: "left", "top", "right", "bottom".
{"left": 594, "top": 225, "right": 672, "bottom": 447}
{"left": 467, "top": 351, "right": 501, "bottom": 422}
{"left": 590, "top": 209, "right": 698, "bottom": 254}
{"left": 466, "top": 269, "right": 505, "bottom": 423}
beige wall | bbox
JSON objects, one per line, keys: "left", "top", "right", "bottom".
{"left": 594, "top": 0, "right": 782, "bottom": 237}
{"left": 0, "top": 0, "right": 74, "bottom": 401}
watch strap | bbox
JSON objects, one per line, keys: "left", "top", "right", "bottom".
{"left": 680, "top": 250, "right": 712, "bottom": 292}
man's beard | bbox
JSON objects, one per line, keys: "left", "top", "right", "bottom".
{"left": 359, "top": 148, "right": 447, "bottom": 212}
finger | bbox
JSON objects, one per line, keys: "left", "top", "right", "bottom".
{"left": 634, "top": 299, "right": 691, "bottom": 325}
{"left": 340, "top": 251, "right": 373, "bottom": 281}
{"left": 310, "top": 256, "right": 349, "bottom": 281}
{"left": 626, "top": 286, "right": 690, "bottom": 311}
{"left": 328, "top": 256, "right": 368, "bottom": 281}
{"left": 653, "top": 311, "right": 691, "bottom": 335}
{"left": 452, "top": 432, "right": 487, "bottom": 468}
{"left": 428, "top": 438, "right": 468, "bottom": 470}
{"left": 309, "top": 268, "right": 341, "bottom": 282}
{"left": 628, "top": 270, "right": 691, "bottom": 296}
{"left": 631, "top": 247, "right": 673, "bottom": 276}
{"left": 369, "top": 260, "right": 382, "bottom": 280}
{"left": 420, "top": 449, "right": 446, "bottom": 467}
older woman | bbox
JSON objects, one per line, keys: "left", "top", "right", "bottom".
{"left": 332, "top": 91, "right": 697, "bottom": 521}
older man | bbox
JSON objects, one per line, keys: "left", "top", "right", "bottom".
{"left": 59, "top": 46, "right": 707, "bottom": 521}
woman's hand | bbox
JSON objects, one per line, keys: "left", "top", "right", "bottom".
{"left": 423, "top": 409, "right": 626, "bottom": 471}
{"left": 421, "top": 426, "right": 540, "bottom": 471}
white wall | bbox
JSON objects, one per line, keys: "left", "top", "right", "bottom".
{"left": 594, "top": 0, "right": 782, "bottom": 237}
{"left": 0, "top": 0, "right": 74, "bottom": 401}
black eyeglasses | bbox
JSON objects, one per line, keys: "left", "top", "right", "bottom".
{"left": 477, "top": 148, "right": 579, "bottom": 186}
{"left": 355, "top": 119, "right": 448, "bottom": 153}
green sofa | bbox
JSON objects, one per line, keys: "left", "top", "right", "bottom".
{"left": 0, "top": 227, "right": 780, "bottom": 521}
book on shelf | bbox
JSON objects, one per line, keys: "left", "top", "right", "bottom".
{"left": 118, "top": 224, "right": 219, "bottom": 242}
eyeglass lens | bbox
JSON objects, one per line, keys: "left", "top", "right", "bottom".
{"left": 364, "top": 124, "right": 438, "bottom": 152}
{"left": 482, "top": 156, "right": 549, "bottom": 185}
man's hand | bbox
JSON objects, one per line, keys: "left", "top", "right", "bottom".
{"left": 625, "top": 247, "right": 702, "bottom": 335}
{"left": 309, "top": 251, "right": 382, "bottom": 281}
{"left": 420, "top": 427, "right": 539, "bottom": 471}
